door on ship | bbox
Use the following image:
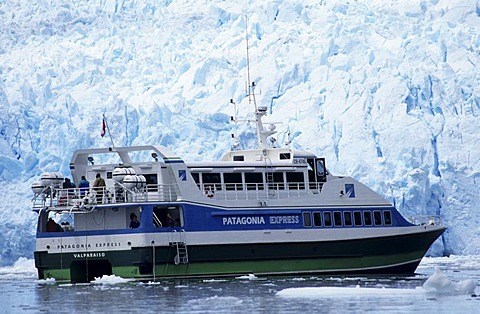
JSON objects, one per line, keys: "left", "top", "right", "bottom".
{"left": 307, "top": 158, "right": 327, "bottom": 189}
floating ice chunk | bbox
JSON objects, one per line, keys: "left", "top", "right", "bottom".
{"left": 91, "top": 274, "right": 133, "bottom": 285}
{"left": 36, "top": 277, "right": 56, "bottom": 285}
{"left": 235, "top": 274, "right": 258, "bottom": 280}
{"left": 277, "top": 268, "right": 477, "bottom": 299}
{"left": 140, "top": 281, "right": 163, "bottom": 286}
{"left": 456, "top": 279, "right": 476, "bottom": 295}
{"left": 276, "top": 286, "right": 423, "bottom": 298}
{"left": 0, "top": 257, "right": 37, "bottom": 280}
{"left": 203, "top": 278, "right": 228, "bottom": 283}
{"left": 423, "top": 266, "right": 455, "bottom": 293}
{"left": 423, "top": 267, "right": 476, "bottom": 295}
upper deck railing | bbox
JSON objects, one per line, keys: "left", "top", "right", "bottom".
{"left": 199, "top": 182, "right": 323, "bottom": 200}
{"left": 31, "top": 183, "right": 180, "bottom": 210}
{"left": 31, "top": 182, "right": 324, "bottom": 211}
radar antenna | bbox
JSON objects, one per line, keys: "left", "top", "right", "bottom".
{"left": 244, "top": 16, "right": 276, "bottom": 149}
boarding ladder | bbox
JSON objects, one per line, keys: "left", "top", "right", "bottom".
{"left": 169, "top": 229, "right": 189, "bottom": 265}
{"left": 265, "top": 157, "right": 275, "bottom": 198}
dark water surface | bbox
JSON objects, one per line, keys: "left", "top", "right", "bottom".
{"left": 2, "top": 256, "right": 480, "bottom": 313}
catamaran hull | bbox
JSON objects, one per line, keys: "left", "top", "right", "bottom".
{"left": 34, "top": 226, "right": 445, "bottom": 283}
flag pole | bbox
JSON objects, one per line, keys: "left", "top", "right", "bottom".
{"left": 102, "top": 114, "right": 115, "bottom": 148}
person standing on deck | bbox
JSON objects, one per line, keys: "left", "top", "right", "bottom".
{"left": 93, "top": 173, "right": 106, "bottom": 203}
{"left": 78, "top": 176, "right": 90, "bottom": 196}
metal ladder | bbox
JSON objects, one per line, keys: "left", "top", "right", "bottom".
{"left": 265, "top": 157, "right": 275, "bottom": 197}
{"left": 174, "top": 242, "right": 189, "bottom": 265}
{"left": 170, "top": 230, "right": 189, "bottom": 265}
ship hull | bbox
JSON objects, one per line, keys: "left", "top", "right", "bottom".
{"left": 35, "top": 226, "right": 445, "bottom": 283}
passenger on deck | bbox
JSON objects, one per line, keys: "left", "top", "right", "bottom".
{"left": 205, "top": 185, "right": 214, "bottom": 198}
{"left": 166, "top": 213, "right": 175, "bottom": 227}
{"left": 129, "top": 213, "right": 140, "bottom": 229}
{"left": 93, "top": 173, "right": 106, "bottom": 203}
{"left": 63, "top": 177, "right": 76, "bottom": 198}
{"left": 78, "top": 176, "right": 90, "bottom": 196}
{"left": 46, "top": 218, "right": 63, "bottom": 232}
{"left": 61, "top": 221, "right": 73, "bottom": 231}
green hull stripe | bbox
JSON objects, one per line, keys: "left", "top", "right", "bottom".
{"left": 42, "top": 250, "right": 424, "bottom": 282}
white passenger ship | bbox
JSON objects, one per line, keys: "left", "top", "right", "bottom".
{"left": 31, "top": 95, "right": 445, "bottom": 283}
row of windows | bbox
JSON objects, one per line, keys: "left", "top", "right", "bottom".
{"left": 302, "top": 210, "right": 392, "bottom": 227}
{"left": 191, "top": 171, "right": 306, "bottom": 191}
{"left": 233, "top": 153, "right": 291, "bottom": 161}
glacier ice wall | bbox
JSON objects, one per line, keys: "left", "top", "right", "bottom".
{"left": 0, "top": 0, "right": 479, "bottom": 265}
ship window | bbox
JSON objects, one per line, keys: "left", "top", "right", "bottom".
{"left": 383, "top": 210, "right": 392, "bottom": 225}
{"left": 106, "top": 171, "right": 112, "bottom": 179}
{"left": 363, "top": 211, "right": 372, "bottom": 226}
{"left": 303, "top": 212, "right": 312, "bottom": 227}
{"left": 343, "top": 211, "right": 352, "bottom": 226}
{"left": 191, "top": 173, "right": 200, "bottom": 186}
{"left": 323, "top": 212, "right": 332, "bottom": 227}
{"left": 245, "top": 172, "right": 264, "bottom": 190}
{"left": 280, "top": 153, "right": 291, "bottom": 160}
{"left": 223, "top": 173, "right": 243, "bottom": 191}
{"left": 269, "top": 172, "right": 285, "bottom": 190}
{"left": 144, "top": 174, "right": 158, "bottom": 192}
{"left": 286, "top": 172, "right": 305, "bottom": 190}
{"left": 202, "top": 173, "right": 222, "bottom": 191}
{"left": 353, "top": 211, "right": 362, "bottom": 226}
{"left": 333, "top": 211, "right": 342, "bottom": 226}
{"left": 373, "top": 211, "right": 382, "bottom": 226}
{"left": 313, "top": 212, "right": 322, "bottom": 227}
{"left": 153, "top": 206, "right": 183, "bottom": 228}
{"left": 233, "top": 155, "right": 244, "bottom": 161}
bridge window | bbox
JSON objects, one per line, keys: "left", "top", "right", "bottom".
{"left": 280, "top": 153, "right": 291, "bottom": 160}
{"left": 202, "top": 173, "right": 222, "bottom": 191}
{"left": 363, "top": 211, "right": 372, "bottom": 226}
{"left": 223, "top": 173, "right": 243, "bottom": 191}
{"left": 383, "top": 210, "right": 392, "bottom": 225}
{"left": 323, "top": 212, "right": 332, "bottom": 227}
{"left": 343, "top": 211, "right": 352, "bottom": 226}
{"left": 303, "top": 212, "right": 312, "bottom": 227}
{"left": 245, "top": 172, "right": 264, "bottom": 190}
{"left": 233, "top": 155, "right": 244, "bottom": 161}
{"left": 353, "top": 211, "right": 362, "bottom": 226}
{"left": 286, "top": 172, "right": 305, "bottom": 190}
{"left": 191, "top": 173, "right": 200, "bottom": 186}
{"left": 373, "top": 210, "right": 382, "bottom": 226}
{"left": 268, "top": 172, "right": 285, "bottom": 190}
{"left": 313, "top": 212, "right": 322, "bottom": 227}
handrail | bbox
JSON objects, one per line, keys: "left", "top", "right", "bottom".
{"left": 32, "top": 181, "right": 323, "bottom": 210}
{"left": 31, "top": 182, "right": 181, "bottom": 210}
{"left": 198, "top": 182, "right": 323, "bottom": 201}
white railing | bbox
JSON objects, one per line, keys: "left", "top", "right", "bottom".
{"left": 32, "top": 181, "right": 324, "bottom": 210}
{"left": 198, "top": 182, "right": 323, "bottom": 201}
{"left": 407, "top": 215, "right": 443, "bottom": 226}
{"left": 31, "top": 183, "right": 181, "bottom": 210}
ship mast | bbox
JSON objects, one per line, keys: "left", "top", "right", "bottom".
{"left": 244, "top": 16, "right": 277, "bottom": 150}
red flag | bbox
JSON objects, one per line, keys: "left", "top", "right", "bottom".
{"left": 101, "top": 118, "right": 106, "bottom": 137}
